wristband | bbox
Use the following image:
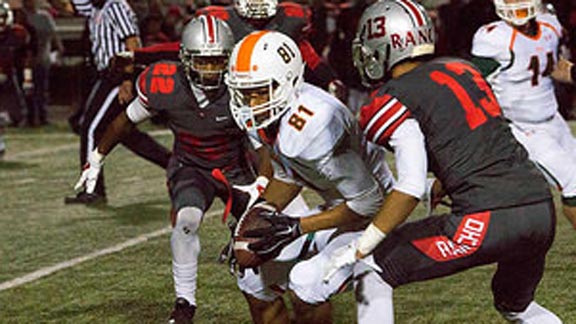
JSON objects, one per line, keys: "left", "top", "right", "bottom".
{"left": 89, "top": 149, "right": 105, "bottom": 164}
{"left": 357, "top": 223, "right": 387, "bottom": 255}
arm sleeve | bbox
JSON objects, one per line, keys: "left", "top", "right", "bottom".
{"left": 126, "top": 98, "right": 153, "bottom": 123}
{"left": 387, "top": 119, "right": 428, "bottom": 199}
{"left": 70, "top": 0, "right": 93, "bottom": 16}
{"left": 108, "top": 2, "right": 138, "bottom": 39}
{"left": 134, "top": 42, "right": 180, "bottom": 65}
{"left": 299, "top": 40, "right": 337, "bottom": 90}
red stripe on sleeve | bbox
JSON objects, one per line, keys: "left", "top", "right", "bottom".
{"left": 298, "top": 40, "right": 321, "bottom": 69}
{"left": 137, "top": 41, "right": 180, "bottom": 53}
{"left": 359, "top": 94, "right": 392, "bottom": 130}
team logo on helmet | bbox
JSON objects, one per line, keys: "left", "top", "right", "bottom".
{"left": 353, "top": 0, "right": 435, "bottom": 87}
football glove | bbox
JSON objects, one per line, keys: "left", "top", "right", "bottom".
{"left": 231, "top": 176, "right": 269, "bottom": 219}
{"left": 217, "top": 219, "right": 259, "bottom": 278}
{"left": 323, "top": 240, "right": 359, "bottom": 283}
{"left": 74, "top": 149, "right": 104, "bottom": 194}
{"left": 245, "top": 209, "right": 302, "bottom": 260}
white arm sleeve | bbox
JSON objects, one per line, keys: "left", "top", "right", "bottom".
{"left": 388, "top": 119, "right": 428, "bottom": 199}
{"left": 125, "top": 99, "right": 152, "bottom": 123}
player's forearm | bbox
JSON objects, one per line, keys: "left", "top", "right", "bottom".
{"left": 262, "top": 178, "right": 302, "bottom": 211}
{"left": 255, "top": 147, "right": 274, "bottom": 179}
{"left": 372, "top": 190, "right": 418, "bottom": 235}
{"left": 300, "top": 203, "right": 369, "bottom": 234}
{"left": 97, "top": 111, "right": 135, "bottom": 156}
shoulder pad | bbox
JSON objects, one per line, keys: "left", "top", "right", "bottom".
{"left": 471, "top": 21, "right": 510, "bottom": 58}
{"left": 537, "top": 13, "right": 562, "bottom": 37}
{"left": 136, "top": 61, "right": 180, "bottom": 107}
{"left": 278, "top": 85, "right": 349, "bottom": 159}
{"left": 359, "top": 91, "right": 411, "bottom": 147}
{"left": 278, "top": 2, "right": 311, "bottom": 21}
{"left": 197, "top": 5, "right": 232, "bottom": 21}
{"left": 11, "top": 24, "right": 29, "bottom": 40}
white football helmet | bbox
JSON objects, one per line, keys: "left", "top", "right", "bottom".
{"left": 226, "top": 30, "right": 305, "bottom": 131}
{"left": 0, "top": 2, "right": 13, "bottom": 33}
{"left": 234, "top": 0, "right": 277, "bottom": 19}
{"left": 494, "top": 0, "right": 540, "bottom": 26}
{"left": 179, "top": 15, "right": 234, "bottom": 90}
{"left": 353, "top": 0, "right": 435, "bottom": 87}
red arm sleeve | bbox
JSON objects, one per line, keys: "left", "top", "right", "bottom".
{"left": 134, "top": 42, "right": 180, "bottom": 65}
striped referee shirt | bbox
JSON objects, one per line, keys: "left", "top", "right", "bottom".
{"left": 71, "top": 0, "right": 139, "bottom": 72}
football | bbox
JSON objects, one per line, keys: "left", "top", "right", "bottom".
{"left": 233, "top": 204, "right": 275, "bottom": 268}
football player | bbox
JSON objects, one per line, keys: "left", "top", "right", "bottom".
{"left": 111, "top": 0, "right": 346, "bottom": 103}
{"left": 73, "top": 16, "right": 307, "bottom": 324}
{"left": 471, "top": 0, "right": 576, "bottom": 229}
{"left": 226, "top": 30, "right": 396, "bottom": 323}
{"left": 323, "top": 1, "right": 561, "bottom": 323}
{"left": 200, "top": 0, "right": 347, "bottom": 101}
{"left": 0, "top": 0, "right": 32, "bottom": 138}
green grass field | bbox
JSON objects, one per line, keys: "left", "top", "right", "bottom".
{"left": 0, "top": 121, "right": 574, "bottom": 323}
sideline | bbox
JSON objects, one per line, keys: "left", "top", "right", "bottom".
{"left": 0, "top": 208, "right": 222, "bottom": 292}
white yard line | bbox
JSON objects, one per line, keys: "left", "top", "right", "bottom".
{"left": 5, "top": 129, "right": 171, "bottom": 160}
{"left": 0, "top": 209, "right": 222, "bottom": 292}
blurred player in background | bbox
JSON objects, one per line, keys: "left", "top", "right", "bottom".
{"left": 471, "top": 0, "right": 576, "bottom": 229}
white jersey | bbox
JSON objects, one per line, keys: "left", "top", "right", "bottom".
{"left": 249, "top": 83, "right": 393, "bottom": 217}
{"left": 472, "top": 13, "right": 562, "bottom": 123}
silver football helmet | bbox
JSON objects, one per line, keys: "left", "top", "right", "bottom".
{"left": 352, "top": 0, "right": 435, "bottom": 87}
{"left": 0, "top": 1, "right": 13, "bottom": 33}
{"left": 494, "top": 0, "right": 539, "bottom": 26}
{"left": 234, "top": 0, "right": 277, "bottom": 19}
{"left": 179, "top": 15, "right": 234, "bottom": 90}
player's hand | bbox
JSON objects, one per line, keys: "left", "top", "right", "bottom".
{"left": 118, "top": 80, "right": 134, "bottom": 104}
{"left": 218, "top": 220, "right": 259, "bottom": 278}
{"left": 551, "top": 57, "right": 574, "bottom": 83}
{"left": 328, "top": 79, "right": 348, "bottom": 104}
{"left": 245, "top": 210, "right": 302, "bottom": 259}
{"left": 22, "top": 68, "right": 34, "bottom": 95}
{"left": 109, "top": 51, "right": 134, "bottom": 75}
{"left": 231, "top": 176, "right": 269, "bottom": 218}
{"left": 323, "top": 241, "right": 360, "bottom": 283}
{"left": 74, "top": 149, "right": 104, "bottom": 194}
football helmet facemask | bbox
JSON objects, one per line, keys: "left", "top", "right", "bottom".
{"left": 494, "top": 0, "right": 539, "bottom": 26}
{"left": 352, "top": 0, "right": 435, "bottom": 87}
{"left": 179, "top": 15, "right": 234, "bottom": 90}
{"left": 234, "top": 0, "right": 277, "bottom": 20}
{"left": 226, "top": 31, "right": 304, "bottom": 131}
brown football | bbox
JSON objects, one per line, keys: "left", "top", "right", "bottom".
{"left": 233, "top": 204, "right": 275, "bottom": 268}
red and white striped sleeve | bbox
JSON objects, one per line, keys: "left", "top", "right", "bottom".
{"left": 359, "top": 93, "right": 412, "bottom": 146}
{"left": 135, "top": 66, "right": 151, "bottom": 109}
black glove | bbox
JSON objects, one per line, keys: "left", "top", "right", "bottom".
{"left": 245, "top": 211, "right": 302, "bottom": 260}
{"left": 217, "top": 220, "right": 259, "bottom": 277}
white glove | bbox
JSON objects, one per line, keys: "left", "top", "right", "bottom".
{"left": 323, "top": 240, "right": 359, "bottom": 283}
{"left": 233, "top": 175, "right": 269, "bottom": 214}
{"left": 74, "top": 149, "right": 105, "bottom": 193}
